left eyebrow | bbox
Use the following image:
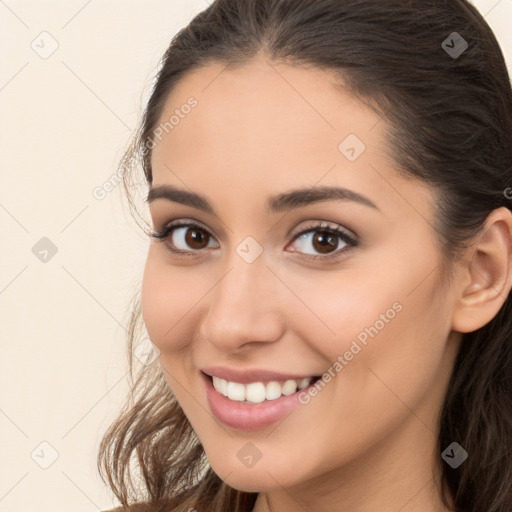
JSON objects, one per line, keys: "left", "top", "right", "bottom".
{"left": 145, "top": 184, "right": 379, "bottom": 214}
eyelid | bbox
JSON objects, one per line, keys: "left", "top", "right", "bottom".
{"left": 289, "top": 220, "right": 357, "bottom": 244}
{"left": 287, "top": 221, "right": 358, "bottom": 262}
{"left": 150, "top": 219, "right": 218, "bottom": 250}
{"left": 153, "top": 218, "right": 356, "bottom": 240}
{"left": 151, "top": 218, "right": 358, "bottom": 259}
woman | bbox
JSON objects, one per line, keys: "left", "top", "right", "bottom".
{"left": 98, "top": 1, "right": 512, "bottom": 511}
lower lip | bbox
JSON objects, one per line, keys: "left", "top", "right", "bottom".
{"left": 202, "top": 372, "right": 317, "bottom": 430}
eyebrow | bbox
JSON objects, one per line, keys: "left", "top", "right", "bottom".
{"left": 145, "top": 184, "right": 379, "bottom": 214}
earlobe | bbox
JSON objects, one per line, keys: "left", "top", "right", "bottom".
{"left": 451, "top": 207, "right": 512, "bottom": 334}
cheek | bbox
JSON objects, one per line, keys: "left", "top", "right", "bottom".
{"left": 320, "top": 264, "right": 451, "bottom": 437}
{"left": 364, "top": 272, "right": 452, "bottom": 392}
{"left": 140, "top": 252, "right": 201, "bottom": 402}
{"left": 141, "top": 249, "right": 202, "bottom": 353}
{"left": 278, "top": 264, "right": 406, "bottom": 363}
{"left": 270, "top": 270, "right": 451, "bottom": 478}
{"left": 287, "top": 247, "right": 450, "bottom": 414}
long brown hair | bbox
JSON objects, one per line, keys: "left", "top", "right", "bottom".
{"left": 97, "top": 1, "right": 512, "bottom": 511}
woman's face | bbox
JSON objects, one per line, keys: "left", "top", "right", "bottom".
{"left": 141, "top": 56, "right": 461, "bottom": 503}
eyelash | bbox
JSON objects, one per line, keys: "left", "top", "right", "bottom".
{"left": 149, "top": 220, "right": 358, "bottom": 262}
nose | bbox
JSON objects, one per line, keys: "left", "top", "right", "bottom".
{"left": 198, "top": 253, "right": 286, "bottom": 354}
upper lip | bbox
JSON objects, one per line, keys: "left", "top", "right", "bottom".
{"left": 201, "top": 366, "right": 320, "bottom": 384}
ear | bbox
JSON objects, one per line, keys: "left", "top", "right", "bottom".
{"left": 452, "top": 207, "right": 512, "bottom": 333}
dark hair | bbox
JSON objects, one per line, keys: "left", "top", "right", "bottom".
{"left": 98, "top": 1, "right": 512, "bottom": 511}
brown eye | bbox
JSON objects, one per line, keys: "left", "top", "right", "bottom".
{"left": 151, "top": 222, "right": 219, "bottom": 254}
{"left": 182, "top": 226, "right": 210, "bottom": 250}
{"left": 151, "top": 220, "right": 357, "bottom": 261}
{"left": 311, "top": 230, "right": 339, "bottom": 254}
{"left": 288, "top": 223, "right": 357, "bottom": 260}
{"left": 291, "top": 228, "right": 346, "bottom": 255}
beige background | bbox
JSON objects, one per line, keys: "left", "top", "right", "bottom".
{"left": 0, "top": 1, "right": 511, "bottom": 510}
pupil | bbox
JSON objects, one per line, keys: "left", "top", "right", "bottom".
{"left": 314, "top": 231, "right": 337, "bottom": 253}
{"left": 186, "top": 228, "right": 207, "bottom": 248}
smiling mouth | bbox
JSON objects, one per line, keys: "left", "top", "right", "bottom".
{"left": 206, "top": 373, "right": 322, "bottom": 404}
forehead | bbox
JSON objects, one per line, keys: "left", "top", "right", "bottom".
{"left": 148, "top": 56, "right": 434, "bottom": 229}
{"left": 151, "top": 56, "right": 388, "bottom": 186}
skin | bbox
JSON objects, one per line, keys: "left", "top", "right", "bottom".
{"left": 141, "top": 53, "right": 512, "bottom": 512}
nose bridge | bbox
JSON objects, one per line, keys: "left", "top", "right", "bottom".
{"left": 200, "top": 247, "right": 285, "bottom": 350}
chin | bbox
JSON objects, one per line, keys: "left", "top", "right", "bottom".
{"left": 210, "top": 460, "right": 303, "bottom": 493}
{"left": 221, "top": 474, "right": 284, "bottom": 493}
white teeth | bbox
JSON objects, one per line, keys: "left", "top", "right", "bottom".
{"left": 297, "top": 378, "right": 311, "bottom": 390}
{"left": 227, "top": 381, "right": 245, "bottom": 401}
{"left": 212, "top": 376, "right": 228, "bottom": 396}
{"left": 245, "top": 382, "right": 266, "bottom": 404}
{"left": 281, "top": 379, "right": 298, "bottom": 396}
{"left": 211, "top": 376, "right": 314, "bottom": 403}
{"left": 265, "top": 381, "right": 282, "bottom": 400}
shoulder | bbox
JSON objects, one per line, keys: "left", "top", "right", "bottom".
{"left": 102, "top": 504, "right": 152, "bottom": 512}
{"left": 101, "top": 492, "right": 197, "bottom": 511}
